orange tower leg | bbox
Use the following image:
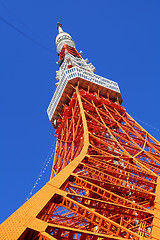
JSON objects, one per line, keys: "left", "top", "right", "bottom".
{"left": 1, "top": 87, "right": 160, "bottom": 240}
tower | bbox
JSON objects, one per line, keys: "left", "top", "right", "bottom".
{"left": 0, "top": 23, "right": 160, "bottom": 240}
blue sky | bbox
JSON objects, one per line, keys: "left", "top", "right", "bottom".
{"left": 0, "top": 0, "right": 160, "bottom": 223}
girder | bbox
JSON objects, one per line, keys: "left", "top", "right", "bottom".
{"left": 1, "top": 86, "right": 160, "bottom": 240}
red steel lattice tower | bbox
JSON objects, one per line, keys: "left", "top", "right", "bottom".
{"left": 0, "top": 23, "right": 160, "bottom": 240}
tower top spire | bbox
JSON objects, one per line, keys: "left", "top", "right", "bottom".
{"left": 56, "top": 22, "right": 76, "bottom": 54}
{"left": 57, "top": 22, "right": 63, "bottom": 33}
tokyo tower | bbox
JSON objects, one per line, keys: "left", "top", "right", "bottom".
{"left": 1, "top": 23, "right": 160, "bottom": 240}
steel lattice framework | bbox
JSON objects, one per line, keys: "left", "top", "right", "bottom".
{"left": 0, "top": 23, "right": 160, "bottom": 240}
{"left": 1, "top": 86, "right": 160, "bottom": 240}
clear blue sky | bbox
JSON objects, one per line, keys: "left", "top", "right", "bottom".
{"left": 0, "top": 0, "right": 160, "bottom": 223}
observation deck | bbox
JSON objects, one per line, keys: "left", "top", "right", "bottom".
{"left": 47, "top": 66, "right": 122, "bottom": 127}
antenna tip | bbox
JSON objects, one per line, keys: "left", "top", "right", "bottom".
{"left": 57, "top": 22, "right": 62, "bottom": 29}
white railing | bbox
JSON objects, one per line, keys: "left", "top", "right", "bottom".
{"left": 47, "top": 67, "right": 120, "bottom": 120}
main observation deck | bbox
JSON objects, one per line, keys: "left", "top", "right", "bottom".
{"left": 47, "top": 66, "right": 122, "bottom": 127}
